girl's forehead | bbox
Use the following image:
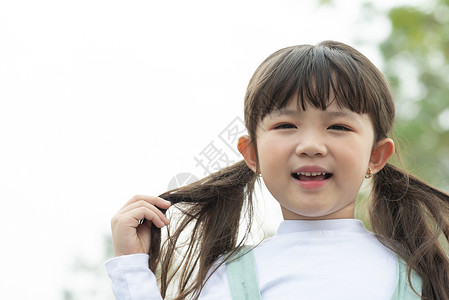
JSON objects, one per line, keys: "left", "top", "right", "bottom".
{"left": 268, "top": 96, "right": 356, "bottom": 116}
{"left": 259, "top": 81, "right": 365, "bottom": 119}
{"left": 264, "top": 98, "right": 372, "bottom": 125}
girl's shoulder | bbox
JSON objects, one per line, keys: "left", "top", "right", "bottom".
{"left": 391, "top": 257, "right": 423, "bottom": 300}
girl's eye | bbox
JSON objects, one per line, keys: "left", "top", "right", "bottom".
{"left": 274, "top": 123, "right": 297, "bottom": 130}
{"left": 328, "top": 124, "right": 351, "bottom": 131}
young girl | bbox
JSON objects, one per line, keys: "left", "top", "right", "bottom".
{"left": 106, "top": 41, "right": 449, "bottom": 299}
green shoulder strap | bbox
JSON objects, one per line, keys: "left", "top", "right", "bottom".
{"left": 225, "top": 246, "right": 262, "bottom": 300}
{"left": 226, "top": 249, "right": 423, "bottom": 300}
{"left": 390, "top": 257, "right": 423, "bottom": 300}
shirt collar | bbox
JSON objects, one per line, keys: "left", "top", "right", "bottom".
{"left": 277, "top": 219, "right": 367, "bottom": 235}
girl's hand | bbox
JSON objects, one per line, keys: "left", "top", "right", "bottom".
{"left": 111, "top": 195, "right": 171, "bottom": 257}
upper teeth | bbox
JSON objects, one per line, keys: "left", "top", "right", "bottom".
{"left": 297, "top": 172, "right": 326, "bottom": 176}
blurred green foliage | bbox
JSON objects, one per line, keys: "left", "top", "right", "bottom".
{"left": 379, "top": 0, "right": 449, "bottom": 191}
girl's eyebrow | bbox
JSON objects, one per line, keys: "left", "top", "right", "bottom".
{"left": 270, "top": 108, "right": 358, "bottom": 119}
{"left": 325, "top": 110, "right": 357, "bottom": 119}
{"left": 324, "top": 110, "right": 367, "bottom": 124}
{"left": 269, "top": 108, "right": 366, "bottom": 125}
{"left": 269, "top": 108, "right": 299, "bottom": 116}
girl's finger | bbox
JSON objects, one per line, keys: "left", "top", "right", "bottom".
{"left": 120, "top": 194, "right": 171, "bottom": 210}
{"left": 129, "top": 206, "right": 167, "bottom": 228}
{"left": 113, "top": 205, "right": 167, "bottom": 229}
{"left": 117, "top": 199, "right": 170, "bottom": 224}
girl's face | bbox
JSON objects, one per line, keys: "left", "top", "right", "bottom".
{"left": 254, "top": 97, "right": 377, "bottom": 220}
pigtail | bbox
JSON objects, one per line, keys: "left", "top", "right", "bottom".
{"left": 370, "top": 163, "right": 449, "bottom": 300}
{"left": 149, "top": 160, "right": 257, "bottom": 299}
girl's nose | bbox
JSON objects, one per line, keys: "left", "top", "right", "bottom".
{"left": 295, "top": 133, "right": 328, "bottom": 157}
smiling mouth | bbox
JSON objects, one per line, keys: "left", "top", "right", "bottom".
{"left": 292, "top": 172, "right": 333, "bottom": 181}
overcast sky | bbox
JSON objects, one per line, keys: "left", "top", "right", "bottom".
{"left": 0, "top": 0, "right": 423, "bottom": 299}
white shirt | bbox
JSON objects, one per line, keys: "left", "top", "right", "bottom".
{"left": 105, "top": 219, "right": 398, "bottom": 299}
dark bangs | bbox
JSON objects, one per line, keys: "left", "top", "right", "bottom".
{"left": 244, "top": 41, "right": 394, "bottom": 141}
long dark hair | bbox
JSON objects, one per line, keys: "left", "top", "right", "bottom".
{"left": 150, "top": 41, "right": 449, "bottom": 299}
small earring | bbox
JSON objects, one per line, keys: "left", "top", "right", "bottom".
{"left": 365, "top": 168, "right": 373, "bottom": 179}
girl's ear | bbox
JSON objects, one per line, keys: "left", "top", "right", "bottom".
{"left": 237, "top": 135, "right": 257, "bottom": 172}
{"left": 369, "top": 138, "right": 395, "bottom": 174}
